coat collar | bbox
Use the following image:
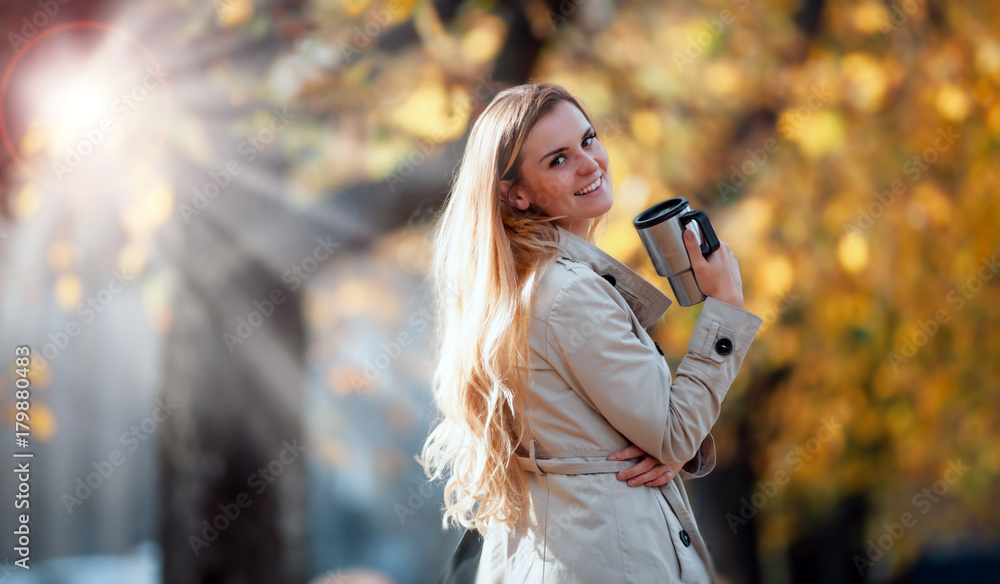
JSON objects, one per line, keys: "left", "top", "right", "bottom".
{"left": 554, "top": 225, "right": 673, "bottom": 328}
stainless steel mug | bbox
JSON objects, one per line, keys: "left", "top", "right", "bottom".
{"left": 633, "top": 197, "right": 721, "bottom": 306}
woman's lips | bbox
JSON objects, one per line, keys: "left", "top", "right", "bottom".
{"left": 574, "top": 175, "right": 603, "bottom": 196}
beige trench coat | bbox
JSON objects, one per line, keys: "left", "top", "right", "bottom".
{"left": 474, "top": 225, "right": 764, "bottom": 583}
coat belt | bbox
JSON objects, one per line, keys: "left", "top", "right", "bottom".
{"left": 514, "top": 439, "right": 717, "bottom": 583}
{"left": 515, "top": 439, "right": 636, "bottom": 475}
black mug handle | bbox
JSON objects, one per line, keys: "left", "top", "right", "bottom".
{"left": 679, "top": 210, "right": 721, "bottom": 258}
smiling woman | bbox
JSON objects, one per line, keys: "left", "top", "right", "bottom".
{"left": 498, "top": 100, "right": 612, "bottom": 241}
{"left": 419, "top": 82, "right": 763, "bottom": 583}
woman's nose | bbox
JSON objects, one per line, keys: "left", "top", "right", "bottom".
{"left": 578, "top": 153, "right": 599, "bottom": 175}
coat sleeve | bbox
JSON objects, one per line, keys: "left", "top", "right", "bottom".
{"left": 679, "top": 432, "right": 716, "bottom": 479}
{"left": 544, "top": 271, "right": 763, "bottom": 466}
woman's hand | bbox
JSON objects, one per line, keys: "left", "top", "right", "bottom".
{"left": 608, "top": 444, "right": 684, "bottom": 488}
{"left": 684, "top": 229, "right": 744, "bottom": 309}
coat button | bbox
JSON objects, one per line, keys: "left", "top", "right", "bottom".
{"left": 679, "top": 529, "right": 691, "bottom": 547}
{"left": 600, "top": 273, "right": 616, "bottom": 287}
{"left": 653, "top": 341, "right": 664, "bottom": 356}
{"left": 714, "top": 337, "right": 734, "bottom": 355}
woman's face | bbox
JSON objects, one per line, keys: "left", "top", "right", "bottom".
{"left": 502, "top": 100, "right": 612, "bottom": 240}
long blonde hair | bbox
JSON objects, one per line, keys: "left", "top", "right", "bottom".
{"left": 417, "top": 83, "right": 608, "bottom": 534}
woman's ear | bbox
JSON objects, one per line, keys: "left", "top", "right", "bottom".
{"left": 499, "top": 180, "right": 531, "bottom": 211}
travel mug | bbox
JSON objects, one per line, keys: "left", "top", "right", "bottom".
{"left": 633, "top": 197, "right": 721, "bottom": 306}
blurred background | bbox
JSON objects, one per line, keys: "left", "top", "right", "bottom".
{"left": 0, "top": 0, "right": 998, "bottom": 582}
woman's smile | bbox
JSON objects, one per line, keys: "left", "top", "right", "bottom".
{"left": 574, "top": 174, "right": 604, "bottom": 197}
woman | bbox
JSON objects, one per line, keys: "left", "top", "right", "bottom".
{"left": 418, "top": 83, "right": 763, "bottom": 583}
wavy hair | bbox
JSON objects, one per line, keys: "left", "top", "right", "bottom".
{"left": 417, "top": 83, "right": 609, "bottom": 534}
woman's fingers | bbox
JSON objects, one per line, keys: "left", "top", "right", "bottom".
{"left": 618, "top": 458, "right": 686, "bottom": 488}
{"left": 634, "top": 466, "right": 670, "bottom": 487}
{"left": 644, "top": 468, "right": 675, "bottom": 487}
{"left": 617, "top": 456, "right": 656, "bottom": 484}
{"left": 607, "top": 444, "right": 645, "bottom": 461}
{"left": 623, "top": 459, "right": 679, "bottom": 487}
{"left": 683, "top": 229, "right": 709, "bottom": 271}
{"left": 610, "top": 445, "right": 684, "bottom": 487}
{"left": 646, "top": 461, "right": 684, "bottom": 487}
{"left": 686, "top": 231, "right": 744, "bottom": 308}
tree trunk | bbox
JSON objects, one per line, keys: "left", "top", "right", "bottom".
{"left": 158, "top": 191, "right": 308, "bottom": 584}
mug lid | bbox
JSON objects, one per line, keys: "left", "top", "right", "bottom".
{"left": 633, "top": 197, "right": 689, "bottom": 229}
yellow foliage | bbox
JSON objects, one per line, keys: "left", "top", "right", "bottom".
{"left": 217, "top": 0, "right": 254, "bottom": 27}
{"left": 792, "top": 110, "right": 845, "bottom": 159}
{"left": 54, "top": 274, "right": 83, "bottom": 313}
{"left": 837, "top": 233, "right": 869, "bottom": 274}
{"left": 272, "top": 0, "right": 1000, "bottom": 568}
{"left": 629, "top": 109, "right": 661, "bottom": 147}
{"left": 13, "top": 183, "right": 41, "bottom": 220}
{"left": 935, "top": 84, "right": 971, "bottom": 122}
{"left": 458, "top": 14, "right": 506, "bottom": 64}
{"left": 842, "top": 53, "right": 888, "bottom": 112}
{"left": 47, "top": 241, "right": 76, "bottom": 272}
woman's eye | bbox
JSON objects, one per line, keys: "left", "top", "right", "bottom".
{"left": 549, "top": 134, "right": 597, "bottom": 167}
